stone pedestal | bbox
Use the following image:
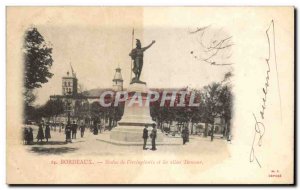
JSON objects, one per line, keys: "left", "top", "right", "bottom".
{"left": 110, "top": 83, "right": 164, "bottom": 143}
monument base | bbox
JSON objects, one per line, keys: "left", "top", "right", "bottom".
{"left": 130, "top": 77, "right": 146, "bottom": 85}
{"left": 110, "top": 126, "right": 164, "bottom": 143}
{"left": 110, "top": 82, "right": 164, "bottom": 144}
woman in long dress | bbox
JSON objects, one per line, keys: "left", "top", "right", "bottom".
{"left": 36, "top": 124, "right": 44, "bottom": 142}
{"left": 45, "top": 125, "right": 51, "bottom": 142}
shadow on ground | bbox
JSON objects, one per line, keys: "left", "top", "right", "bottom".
{"left": 30, "top": 147, "right": 78, "bottom": 155}
{"left": 29, "top": 141, "right": 67, "bottom": 146}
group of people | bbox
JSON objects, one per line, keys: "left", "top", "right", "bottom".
{"left": 141, "top": 124, "right": 190, "bottom": 150}
{"left": 36, "top": 122, "right": 52, "bottom": 142}
{"left": 23, "top": 126, "right": 34, "bottom": 145}
{"left": 65, "top": 122, "right": 108, "bottom": 142}
{"left": 65, "top": 121, "right": 86, "bottom": 143}
{"left": 23, "top": 120, "right": 87, "bottom": 144}
{"left": 142, "top": 124, "right": 158, "bottom": 151}
{"left": 25, "top": 121, "right": 191, "bottom": 148}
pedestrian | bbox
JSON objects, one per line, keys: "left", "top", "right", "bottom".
{"left": 182, "top": 127, "right": 188, "bottom": 145}
{"left": 45, "top": 124, "right": 51, "bottom": 142}
{"left": 72, "top": 121, "right": 78, "bottom": 139}
{"left": 28, "top": 126, "right": 34, "bottom": 145}
{"left": 186, "top": 126, "right": 190, "bottom": 143}
{"left": 93, "top": 124, "right": 98, "bottom": 135}
{"left": 80, "top": 123, "right": 85, "bottom": 138}
{"left": 23, "top": 127, "right": 29, "bottom": 145}
{"left": 210, "top": 125, "right": 214, "bottom": 142}
{"left": 150, "top": 124, "right": 157, "bottom": 151}
{"left": 36, "top": 123, "right": 44, "bottom": 143}
{"left": 142, "top": 125, "right": 148, "bottom": 150}
{"left": 65, "top": 122, "right": 72, "bottom": 143}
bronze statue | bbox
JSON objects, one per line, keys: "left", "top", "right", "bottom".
{"left": 129, "top": 39, "right": 155, "bottom": 84}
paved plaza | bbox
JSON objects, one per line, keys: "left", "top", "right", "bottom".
{"left": 24, "top": 125, "right": 230, "bottom": 158}
{"left": 13, "top": 125, "right": 232, "bottom": 184}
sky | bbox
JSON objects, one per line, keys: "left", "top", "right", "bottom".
{"left": 32, "top": 7, "right": 231, "bottom": 105}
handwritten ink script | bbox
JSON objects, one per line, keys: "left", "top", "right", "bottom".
{"left": 250, "top": 20, "right": 277, "bottom": 168}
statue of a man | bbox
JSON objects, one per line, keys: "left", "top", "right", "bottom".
{"left": 129, "top": 39, "right": 155, "bottom": 83}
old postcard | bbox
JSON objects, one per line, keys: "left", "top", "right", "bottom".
{"left": 6, "top": 7, "right": 294, "bottom": 184}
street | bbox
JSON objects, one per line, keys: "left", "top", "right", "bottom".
{"left": 24, "top": 125, "right": 230, "bottom": 158}
{"left": 11, "top": 124, "right": 232, "bottom": 184}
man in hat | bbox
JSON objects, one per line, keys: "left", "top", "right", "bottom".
{"left": 150, "top": 124, "right": 157, "bottom": 151}
{"left": 65, "top": 121, "right": 72, "bottom": 143}
{"left": 182, "top": 126, "right": 189, "bottom": 145}
{"left": 36, "top": 121, "right": 45, "bottom": 143}
{"left": 71, "top": 121, "right": 78, "bottom": 139}
{"left": 129, "top": 39, "right": 155, "bottom": 83}
{"left": 44, "top": 123, "right": 51, "bottom": 142}
{"left": 79, "top": 122, "right": 85, "bottom": 138}
{"left": 142, "top": 125, "right": 149, "bottom": 150}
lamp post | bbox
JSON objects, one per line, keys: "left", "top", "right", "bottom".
{"left": 66, "top": 91, "right": 72, "bottom": 124}
{"left": 65, "top": 91, "right": 73, "bottom": 143}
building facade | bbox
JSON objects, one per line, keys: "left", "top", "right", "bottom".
{"left": 48, "top": 67, "right": 124, "bottom": 126}
{"left": 62, "top": 71, "right": 78, "bottom": 96}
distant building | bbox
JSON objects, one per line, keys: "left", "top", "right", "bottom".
{"left": 48, "top": 66, "right": 124, "bottom": 125}
{"left": 112, "top": 67, "right": 123, "bottom": 91}
{"left": 62, "top": 71, "right": 78, "bottom": 96}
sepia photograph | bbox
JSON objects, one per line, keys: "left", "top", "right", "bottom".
{"left": 6, "top": 6, "right": 294, "bottom": 184}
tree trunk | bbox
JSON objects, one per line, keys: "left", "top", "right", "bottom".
{"left": 204, "top": 123, "right": 208, "bottom": 137}
{"left": 108, "top": 118, "right": 112, "bottom": 131}
{"left": 210, "top": 124, "right": 215, "bottom": 141}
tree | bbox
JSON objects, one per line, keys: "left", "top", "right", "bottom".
{"left": 40, "top": 99, "right": 65, "bottom": 122}
{"left": 200, "top": 82, "right": 223, "bottom": 141}
{"left": 218, "top": 85, "right": 233, "bottom": 137}
{"left": 23, "top": 27, "right": 54, "bottom": 122}
{"left": 74, "top": 100, "right": 90, "bottom": 123}
{"left": 200, "top": 82, "right": 233, "bottom": 141}
{"left": 23, "top": 27, "right": 54, "bottom": 91}
{"left": 90, "top": 102, "right": 101, "bottom": 124}
{"left": 201, "top": 83, "right": 222, "bottom": 122}
{"left": 150, "top": 90, "right": 175, "bottom": 131}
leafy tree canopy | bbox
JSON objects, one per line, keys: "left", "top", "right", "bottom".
{"left": 23, "top": 27, "right": 53, "bottom": 90}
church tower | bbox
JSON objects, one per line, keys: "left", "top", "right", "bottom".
{"left": 62, "top": 71, "right": 78, "bottom": 96}
{"left": 112, "top": 67, "right": 123, "bottom": 91}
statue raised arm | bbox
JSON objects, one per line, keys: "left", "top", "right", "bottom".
{"left": 129, "top": 39, "right": 156, "bottom": 84}
{"left": 141, "top": 40, "right": 156, "bottom": 52}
